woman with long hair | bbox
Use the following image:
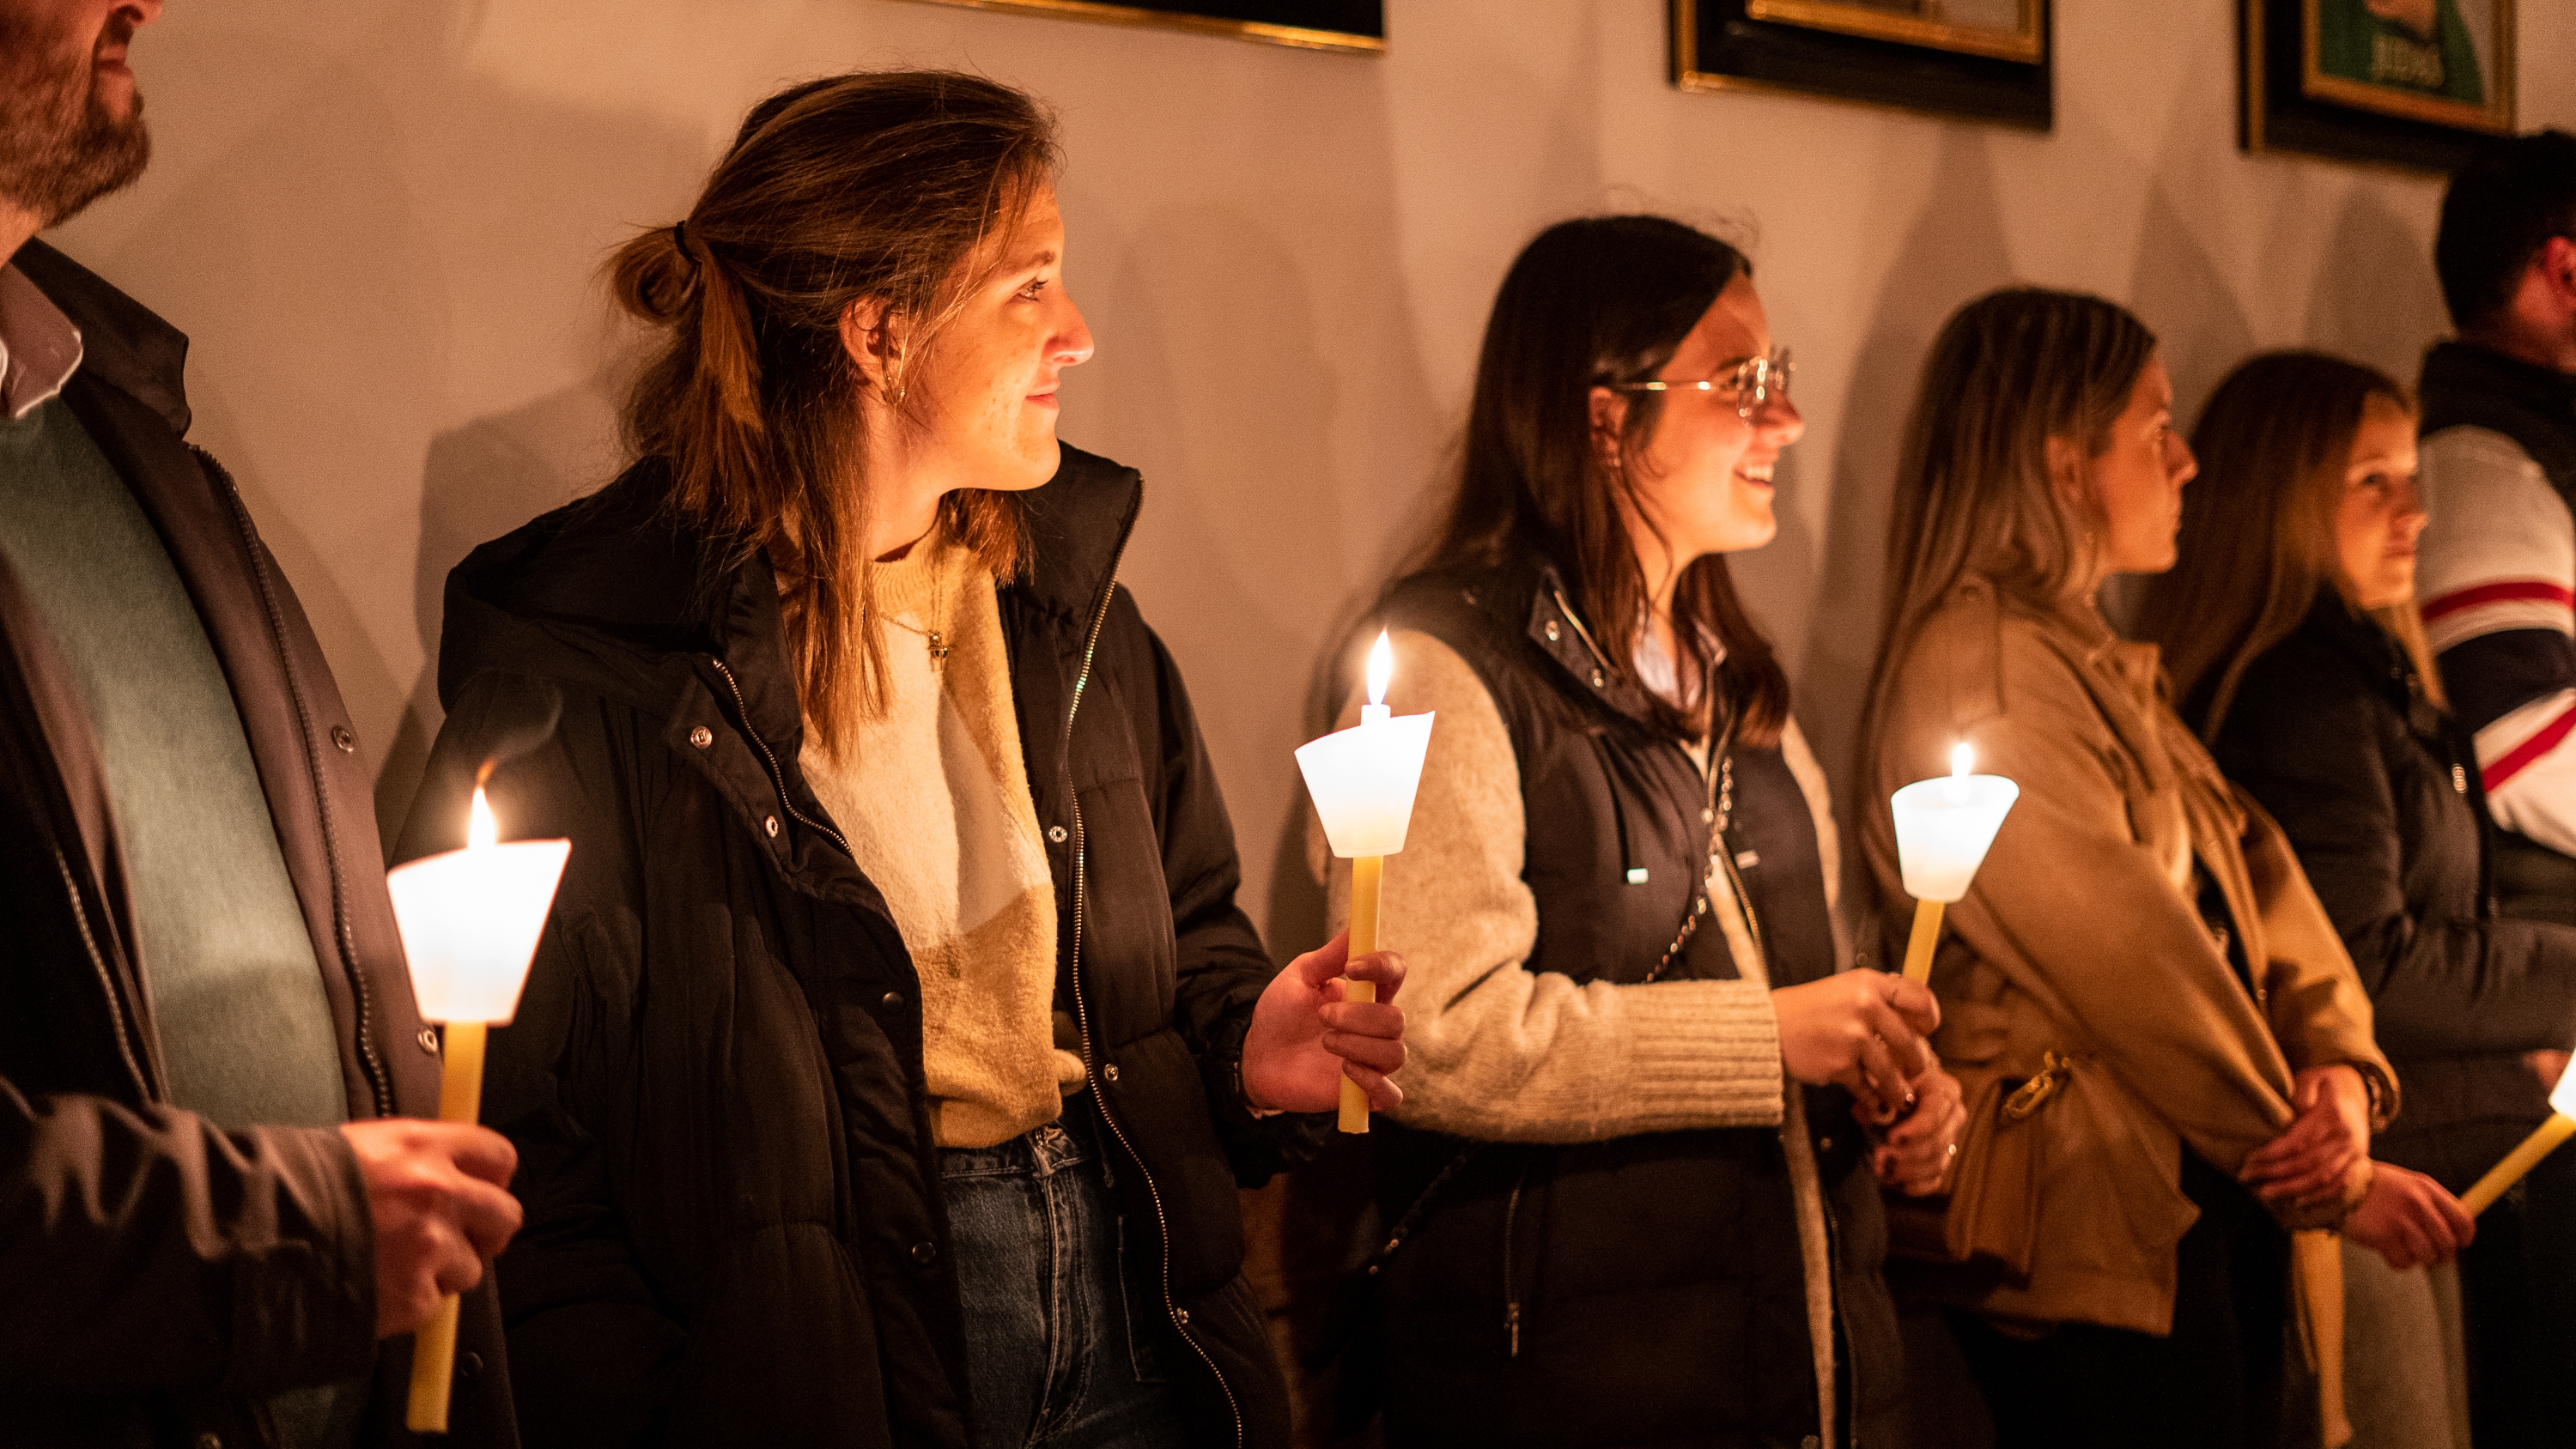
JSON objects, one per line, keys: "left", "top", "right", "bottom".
{"left": 1856, "top": 290, "right": 2396, "bottom": 1446}
{"left": 2141, "top": 349, "right": 2576, "bottom": 1448}
{"left": 1339, "top": 215, "right": 1965, "bottom": 1449}
{"left": 399, "top": 71, "right": 1405, "bottom": 1449}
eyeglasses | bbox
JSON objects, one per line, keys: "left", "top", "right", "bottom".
{"left": 1608, "top": 348, "right": 1794, "bottom": 420}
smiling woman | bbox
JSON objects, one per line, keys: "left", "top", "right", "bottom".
{"left": 399, "top": 67, "right": 1412, "bottom": 1449}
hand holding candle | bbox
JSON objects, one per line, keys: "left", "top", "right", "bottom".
{"left": 2458, "top": 1052, "right": 2576, "bottom": 1216}
{"left": 387, "top": 780, "right": 569, "bottom": 1434}
{"left": 1295, "top": 632, "right": 1435, "bottom": 1132}
{"left": 1889, "top": 743, "right": 2020, "bottom": 985}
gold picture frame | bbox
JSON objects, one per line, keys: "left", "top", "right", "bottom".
{"left": 1741, "top": 0, "right": 2042, "bottom": 64}
{"left": 902, "top": 0, "right": 1383, "bottom": 54}
{"left": 2245, "top": 0, "right": 2515, "bottom": 172}
{"left": 2299, "top": 0, "right": 2512, "bottom": 134}
{"left": 1672, "top": 0, "right": 2051, "bottom": 130}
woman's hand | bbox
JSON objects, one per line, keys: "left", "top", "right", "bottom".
{"left": 2239, "top": 1064, "right": 2371, "bottom": 1210}
{"left": 1874, "top": 1062, "right": 1967, "bottom": 1196}
{"left": 1771, "top": 970, "right": 1940, "bottom": 1125}
{"left": 2528, "top": 1049, "right": 2570, "bottom": 1095}
{"left": 2343, "top": 1161, "right": 2474, "bottom": 1271}
{"left": 1241, "top": 931, "right": 1407, "bottom": 1115}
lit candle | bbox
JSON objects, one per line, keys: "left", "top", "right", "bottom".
{"left": 386, "top": 781, "right": 569, "bottom": 1434}
{"left": 1889, "top": 743, "right": 2020, "bottom": 985}
{"left": 2458, "top": 1056, "right": 2576, "bottom": 1216}
{"left": 1295, "top": 631, "right": 1434, "bottom": 1133}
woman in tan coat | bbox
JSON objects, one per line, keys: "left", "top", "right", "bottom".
{"left": 1857, "top": 288, "right": 2401, "bottom": 1447}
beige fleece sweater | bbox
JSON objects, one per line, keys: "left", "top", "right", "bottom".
{"left": 800, "top": 536, "right": 1083, "bottom": 1148}
{"left": 1311, "top": 627, "right": 1847, "bottom": 1447}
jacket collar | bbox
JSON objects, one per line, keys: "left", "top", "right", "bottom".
{"left": 2287, "top": 586, "right": 2450, "bottom": 739}
{"left": 440, "top": 442, "right": 1145, "bottom": 731}
{"left": 7, "top": 239, "right": 190, "bottom": 436}
{"left": 1447, "top": 545, "right": 1664, "bottom": 725}
{"left": 1012, "top": 443, "right": 1141, "bottom": 625}
{"left": 2422, "top": 338, "right": 2576, "bottom": 420}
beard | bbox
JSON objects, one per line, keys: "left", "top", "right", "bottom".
{"left": 0, "top": 12, "right": 149, "bottom": 229}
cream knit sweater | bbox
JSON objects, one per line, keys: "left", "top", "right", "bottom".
{"left": 800, "top": 536, "right": 1084, "bottom": 1148}
{"left": 1313, "top": 627, "right": 1848, "bottom": 1446}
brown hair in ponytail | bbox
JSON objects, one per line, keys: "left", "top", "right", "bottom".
{"left": 607, "top": 70, "right": 1058, "bottom": 744}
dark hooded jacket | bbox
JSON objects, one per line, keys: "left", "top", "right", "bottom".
{"left": 401, "top": 446, "right": 1309, "bottom": 1448}
{"left": 2208, "top": 592, "right": 2576, "bottom": 1190}
{"left": 0, "top": 240, "right": 514, "bottom": 1448}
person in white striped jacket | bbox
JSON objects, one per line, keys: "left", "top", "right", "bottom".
{"left": 2415, "top": 130, "right": 2576, "bottom": 925}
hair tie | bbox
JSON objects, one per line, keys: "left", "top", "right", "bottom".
{"left": 671, "top": 219, "right": 698, "bottom": 271}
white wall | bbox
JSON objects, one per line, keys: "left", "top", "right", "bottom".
{"left": 52, "top": 0, "right": 2576, "bottom": 948}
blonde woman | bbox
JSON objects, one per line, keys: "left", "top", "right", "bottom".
{"left": 2142, "top": 349, "right": 2576, "bottom": 1449}
{"left": 1858, "top": 291, "right": 2393, "bottom": 1447}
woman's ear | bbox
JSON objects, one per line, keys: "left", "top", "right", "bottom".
{"left": 839, "top": 297, "right": 900, "bottom": 391}
{"left": 2044, "top": 432, "right": 2087, "bottom": 507}
{"left": 1589, "top": 385, "right": 1626, "bottom": 469}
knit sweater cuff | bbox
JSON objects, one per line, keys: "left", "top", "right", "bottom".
{"left": 1614, "top": 979, "right": 1789, "bottom": 1125}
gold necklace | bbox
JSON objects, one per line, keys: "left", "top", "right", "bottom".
{"left": 878, "top": 544, "right": 951, "bottom": 669}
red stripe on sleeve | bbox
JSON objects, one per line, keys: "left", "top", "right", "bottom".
{"left": 2484, "top": 700, "right": 2576, "bottom": 794}
{"left": 2424, "top": 579, "right": 2576, "bottom": 623}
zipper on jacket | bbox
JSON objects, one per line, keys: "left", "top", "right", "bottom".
{"left": 54, "top": 847, "right": 151, "bottom": 1100}
{"left": 708, "top": 656, "right": 853, "bottom": 860}
{"left": 199, "top": 447, "right": 392, "bottom": 1119}
{"left": 1054, "top": 523, "right": 1246, "bottom": 1449}
{"left": 1500, "top": 1157, "right": 1532, "bottom": 1359}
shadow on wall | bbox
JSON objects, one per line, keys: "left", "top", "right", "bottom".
{"left": 1075, "top": 197, "right": 1352, "bottom": 955}
{"left": 383, "top": 383, "right": 622, "bottom": 846}
{"left": 54, "top": 0, "right": 705, "bottom": 858}
{"left": 2305, "top": 188, "right": 2452, "bottom": 387}
{"left": 1797, "top": 129, "right": 2017, "bottom": 859}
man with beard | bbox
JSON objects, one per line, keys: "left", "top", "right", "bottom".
{"left": 0, "top": 3, "right": 524, "bottom": 1446}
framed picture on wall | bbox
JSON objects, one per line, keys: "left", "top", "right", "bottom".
{"left": 1670, "top": 0, "right": 2052, "bottom": 130}
{"left": 2244, "top": 0, "right": 2516, "bottom": 171}
{"left": 906, "top": 0, "right": 1382, "bottom": 53}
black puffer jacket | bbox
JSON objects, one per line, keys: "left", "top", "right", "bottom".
{"left": 400, "top": 447, "right": 1309, "bottom": 1448}
{"left": 2209, "top": 593, "right": 2576, "bottom": 1190}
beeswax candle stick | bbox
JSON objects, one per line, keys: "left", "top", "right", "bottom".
{"left": 2460, "top": 1113, "right": 2576, "bottom": 1216}
{"left": 404, "top": 1022, "right": 488, "bottom": 1434}
{"left": 1340, "top": 854, "right": 1385, "bottom": 1134}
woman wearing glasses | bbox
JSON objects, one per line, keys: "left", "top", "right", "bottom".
{"left": 1335, "top": 215, "right": 1964, "bottom": 1449}
{"left": 1856, "top": 292, "right": 2394, "bottom": 1447}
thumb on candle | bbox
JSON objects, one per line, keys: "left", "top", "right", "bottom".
{"left": 1286, "top": 930, "right": 1354, "bottom": 989}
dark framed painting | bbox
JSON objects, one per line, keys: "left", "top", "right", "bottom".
{"left": 1671, "top": 0, "right": 2051, "bottom": 130}
{"left": 2244, "top": 0, "right": 2515, "bottom": 172}
{"left": 907, "top": 0, "right": 1382, "bottom": 53}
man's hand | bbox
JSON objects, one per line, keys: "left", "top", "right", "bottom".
{"left": 1771, "top": 969, "right": 1940, "bottom": 1124}
{"left": 1874, "top": 1061, "right": 1968, "bottom": 1196}
{"left": 338, "top": 1119, "right": 523, "bottom": 1338}
{"left": 1242, "top": 931, "right": 1407, "bottom": 1115}
{"left": 2344, "top": 1161, "right": 2474, "bottom": 1271}
{"left": 2240, "top": 1064, "right": 2371, "bottom": 1210}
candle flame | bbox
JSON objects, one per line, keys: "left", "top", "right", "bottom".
{"left": 1952, "top": 743, "right": 1973, "bottom": 779}
{"left": 1366, "top": 630, "right": 1393, "bottom": 708}
{"left": 467, "top": 786, "right": 499, "bottom": 850}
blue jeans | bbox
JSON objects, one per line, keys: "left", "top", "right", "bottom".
{"left": 939, "top": 1107, "right": 1189, "bottom": 1449}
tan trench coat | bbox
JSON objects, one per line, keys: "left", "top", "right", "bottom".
{"left": 1861, "top": 579, "right": 2396, "bottom": 1340}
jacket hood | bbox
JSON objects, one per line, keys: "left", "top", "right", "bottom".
{"left": 11, "top": 239, "right": 192, "bottom": 435}
{"left": 437, "top": 442, "right": 1144, "bottom": 722}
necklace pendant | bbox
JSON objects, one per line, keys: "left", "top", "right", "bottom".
{"left": 926, "top": 631, "right": 951, "bottom": 664}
